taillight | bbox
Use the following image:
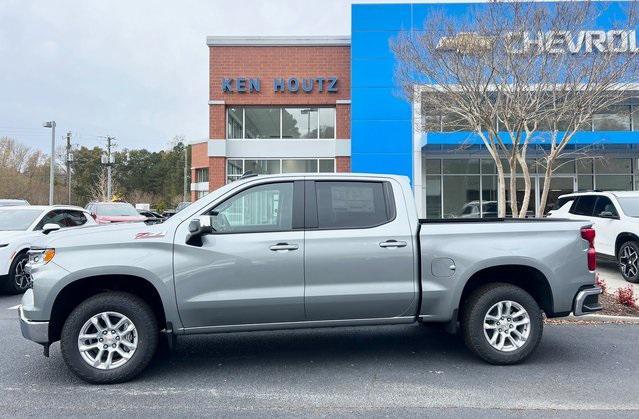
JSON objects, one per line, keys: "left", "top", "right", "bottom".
{"left": 581, "top": 227, "right": 596, "bottom": 271}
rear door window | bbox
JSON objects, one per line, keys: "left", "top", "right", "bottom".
{"left": 314, "top": 181, "right": 395, "bottom": 229}
{"left": 570, "top": 195, "right": 597, "bottom": 216}
{"left": 65, "top": 210, "right": 89, "bottom": 226}
{"left": 593, "top": 197, "right": 619, "bottom": 217}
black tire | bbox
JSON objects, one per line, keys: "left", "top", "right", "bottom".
{"left": 618, "top": 241, "right": 639, "bottom": 283}
{"left": 461, "top": 283, "right": 543, "bottom": 365}
{"left": 60, "top": 292, "right": 159, "bottom": 384}
{"left": 1, "top": 251, "right": 30, "bottom": 295}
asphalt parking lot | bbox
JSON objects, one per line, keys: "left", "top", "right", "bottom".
{"left": 1, "top": 293, "right": 638, "bottom": 417}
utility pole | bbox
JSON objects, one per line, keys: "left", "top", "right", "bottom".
{"left": 65, "top": 131, "right": 72, "bottom": 204}
{"left": 100, "top": 136, "right": 115, "bottom": 201}
{"left": 183, "top": 144, "right": 188, "bottom": 202}
{"left": 42, "top": 121, "right": 56, "bottom": 205}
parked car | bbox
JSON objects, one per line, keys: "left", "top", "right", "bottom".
{"left": 137, "top": 209, "right": 165, "bottom": 224}
{"left": 548, "top": 190, "right": 639, "bottom": 282}
{"left": 20, "top": 173, "right": 600, "bottom": 383}
{"left": 161, "top": 209, "right": 177, "bottom": 218}
{"left": 0, "top": 205, "right": 95, "bottom": 294}
{"left": 457, "top": 200, "right": 498, "bottom": 218}
{"left": 85, "top": 202, "right": 147, "bottom": 224}
{"left": 0, "top": 199, "right": 30, "bottom": 207}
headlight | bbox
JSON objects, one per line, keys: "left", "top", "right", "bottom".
{"left": 27, "top": 248, "right": 56, "bottom": 268}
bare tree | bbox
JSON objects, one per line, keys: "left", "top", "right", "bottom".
{"left": 393, "top": 0, "right": 639, "bottom": 217}
{"left": 91, "top": 168, "right": 109, "bottom": 203}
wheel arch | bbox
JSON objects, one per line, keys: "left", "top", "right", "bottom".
{"left": 458, "top": 264, "right": 554, "bottom": 317}
{"left": 615, "top": 232, "right": 639, "bottom": 258}
{"left": 48, "top": 274, "right": 167, "bottom": 343}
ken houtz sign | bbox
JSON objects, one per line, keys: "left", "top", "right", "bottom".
{"left": 437, "top": 30, "right": 639, "bottom": 54}
{"left": 221, "top": 77, "right": 338, "bottom": 93}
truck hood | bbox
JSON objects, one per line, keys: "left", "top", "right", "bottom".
{"left": 96, "top": 215, "right": 147, "bottom": 223}
{"left": 30, "top": 222, "right": 171, "bottom": 250}
{"left": 0, "top": 230, "right": 33, "bottom": 244}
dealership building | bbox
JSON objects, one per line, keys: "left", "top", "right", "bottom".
{"left": 192, "top": 1, "right": 639, "bottom": 218}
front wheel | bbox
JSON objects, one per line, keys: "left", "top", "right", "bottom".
{"left": 618, "top": 241, "right": 639, "bottom": 283}
{"left": 60, "top": 292, "right": 159, "bottom": 384}
{"left": 1, "top": 252, "right": 30, "bottom": 294}
{"left": 461, "top": 283, "right": 543, "bottom": 365}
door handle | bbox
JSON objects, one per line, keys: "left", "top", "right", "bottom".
{"left": 269, "top": 243, "right": 299, "bottom": 251}
{"left": 379, "top": 240, "right": 407, "bottom": 248}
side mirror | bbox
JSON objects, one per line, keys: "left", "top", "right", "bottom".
{"left": 599, "top": 211, "right": 618, "bottom": 219}
{"left": 186, "top": 216, "right": 214, "bottom": 246}
{"left": 42, "top": 223, "right": 61, "bottom": 235}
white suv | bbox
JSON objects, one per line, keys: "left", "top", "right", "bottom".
{"left": 547, "top": 191, "right": 639, "bottom": 283}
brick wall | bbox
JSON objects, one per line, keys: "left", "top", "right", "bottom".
{"left": 203, "top": 42, "right": 351, "bottom": 190}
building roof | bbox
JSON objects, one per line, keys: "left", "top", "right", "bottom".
{"left": 206, "top": 36, "right": 350, "bottom": 47}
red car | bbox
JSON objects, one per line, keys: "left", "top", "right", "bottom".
{"left": 85, "top": 202, "right": 147, "bottom": 224}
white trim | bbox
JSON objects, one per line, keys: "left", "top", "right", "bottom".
{"left": 190, "top": 181, "right": 209, "bottom": 192}
{"left": 336, "top": 99, "right": 351, "bottom": 105}
{"left": 412, "top": 84, "right": 425, "bottom": 218}
{"left": 219, "top": 139, "right": 351, "bottom": 158}
{"left": 208, "top": 140, "right": 226, "bottom": 157}
{"left": 207, "top": 36, "right": 350, "bottom": 47}
{"left": 209, "top": 100, "right": 225, "bottom": 105}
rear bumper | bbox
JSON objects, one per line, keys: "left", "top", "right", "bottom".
{"left": 19, "top": 305, "right": 49, "bottom": 344}
{"left": 573, "top": 286, "right": 603, "bottom": 316}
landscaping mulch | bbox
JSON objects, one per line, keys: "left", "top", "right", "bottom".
{"left": 599, "top": 292, "right": 639, "bottom": 317}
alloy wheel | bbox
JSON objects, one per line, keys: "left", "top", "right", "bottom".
{"left": 483, "top": 300, "right": 530, "bottom": 352}
{"left": 619, "top": 244, "right": 638, "bottom": 278}
{"left": 13, "top": 257, "right": 30, "bottom": 291}
{"left": 77, "top": 312, "right": 138, "bottom": 370}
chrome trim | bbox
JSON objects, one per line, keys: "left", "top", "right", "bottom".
{"left": 574, "top": 287, "right": 603, "bottom": 316}
{"left": 19, "top": 306, "right": 49, "bottom": 344}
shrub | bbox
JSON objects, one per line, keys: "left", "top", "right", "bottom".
{"left": 595, "top": 274, "right": 608, "bottom": 294}
{"left": 615, "top": 285, "right": 637, "bottom": 308}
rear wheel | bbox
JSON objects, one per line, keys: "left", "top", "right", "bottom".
{"left": 1, "top": 252, "right": 30, "bottom": 294}
{"left": 618, "top": 241, "right": 639, "bottom": 283}
{"left": 60, "top": 292, "right": 158, "bottom": 384}
{"left": 461, "top": 283, "right": 543, "bottom": 365}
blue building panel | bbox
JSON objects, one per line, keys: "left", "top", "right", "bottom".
{"left": 351, "top": 2, "right": 639, "bottom": 185}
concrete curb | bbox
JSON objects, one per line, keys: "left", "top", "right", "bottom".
{"left": 547, "top": 314, "right": 639, "bottom": 324}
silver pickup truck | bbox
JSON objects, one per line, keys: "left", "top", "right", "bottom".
{"left": 19, "top": 173, "right": 601, "bottom": 383}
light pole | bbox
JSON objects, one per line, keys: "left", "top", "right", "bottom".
{"left": 42, "top": 121, "right": 56, "bottom": 205}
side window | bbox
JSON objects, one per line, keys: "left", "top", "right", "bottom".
{"left": 66, "top": 210, "right": 89, "bottom": 227}
{"left": 209, "top": 182, "right": 294, "bottom": 233}
{"left": 593, "top": 197, "right": 619, "bottom": 217}
{"left": 570, "top": 195, "right": 597, "bottom": 216}
{"left": 315, "top": 181, "right": 394, "bottom": 229}
{"left": 35, "top": 210, "right": 67, "bottom": 230}
{"left": 554, "top": 197, "right": 574, "bottom": 211}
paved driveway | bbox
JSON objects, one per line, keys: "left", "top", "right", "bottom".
{"left": 1, "top": 294, "right": 638, "bottom": 417}
{"left": 597, "top": 259, "right": 639, "bottom": 296}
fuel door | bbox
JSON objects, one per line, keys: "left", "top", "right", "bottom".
{"left": 431, "top": 257, "right": 456, "bottom": 278}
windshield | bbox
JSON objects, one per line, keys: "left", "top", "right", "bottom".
{"left": 0, "top": 209, "right": 42, "bottom": 231}
{"left": 617, "top": 197, "right": 639, "bottom": 217}
{"left": 96, "top": 204, "right": 140, "bottom": 217}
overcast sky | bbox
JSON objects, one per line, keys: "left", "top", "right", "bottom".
{"left": 1, "top": 0, "right": 443, "bottom": 153}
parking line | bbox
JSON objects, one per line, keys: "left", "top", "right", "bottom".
{"left": 7, "top": 305, "right": 20, "bottom": 310}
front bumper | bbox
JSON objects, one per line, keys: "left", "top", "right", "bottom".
{"left": 573, "top": 286, "right": 603, "bottom": 316}
{"left": 19, "top": 305, "right": 49, "bottom": 344}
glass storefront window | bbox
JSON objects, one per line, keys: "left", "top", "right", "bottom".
{"left": 595, "top": 175, "right": 633, "bottom": 191}
{"left": 594, "top": 158, "right": 632, "bottom": 173}
{"left": 481, "top": 159, "right": 497, "bottom": 174}
{"left": 578, "top": 175, "right": 593, "bottom": 191}
{"left": 443, "top": 176, "right": 480, "bottom": 218}
{"left": 577, "top": 158, "right": 593, "bottom": 174}
{"left": 319, "top": 159, "right": 335, "bottom": 173}
{"left": 245, "top": 108, "right": 281, "bottom": 139}
{"left": 228, "top": 107, "right": 336, "bottom": 139}
{"left": 553, "top": 158, "right": 575, "bottom": 174}
{"left": 592, "top": 106, "right": 631, "bottom": 131}
{"left": 244, "top": 159, "right": 281, "bottom": 174}
{"left": 425, "top": 159, "right": 441, "bottom": 174}
{"left": 227, "top": 108, "right": 243, "bottom": 139}
{"left": 318, "top": 108, "right": 336, "bottom": 139}
{"left": 424, "top": 176, "right": 442, "bottom": 219}
{"left": 443, "top": 159, "right": 480, "bottom": 174}
{"left": 282, "top": 159, "right": 318, "bottom": 173}
{"left": 282, "top": 108, "right": 318, "bottom": 139}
